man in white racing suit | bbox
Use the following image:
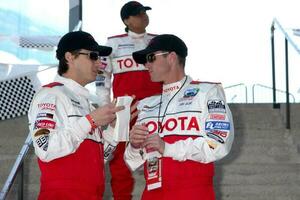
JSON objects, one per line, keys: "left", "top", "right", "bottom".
{"left": 95, "top": 1, "right": 162, "bottom": 199}
{"left": 28, "top": 31, "right": 124, "bottom": 200}
{"left": 125, "top": 34, "right": 234, "bottom": 200}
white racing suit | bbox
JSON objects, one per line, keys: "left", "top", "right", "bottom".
{"left": 28, "top": 75, "right": 116, "bottom": 200}
{"left": 95, "top": 31, "right": 162, "bottom": 199}
{"left": 125, "top": 76, "right": 234, "bottom": 200}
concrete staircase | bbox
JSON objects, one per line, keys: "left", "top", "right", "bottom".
{"left": 0, "top": 104, "right": 299, "bottom": 200}
{"left": 214, "top": 104, "right": 300, "bottom": 200}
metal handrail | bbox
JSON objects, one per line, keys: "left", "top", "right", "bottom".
{"left": 270, "top": 18, "right": 300, "bottom": 129}
{"left": 272, "top": 18, "right": 300, "bottom": 54}
{"left": 224, "top": 83, "right": 248, "bottom": 103}
{"left": 252, "top": 83, "right": 296, "bottom": 103}
{"left": 0, "top": 2, "right": 82, "bottom": 198}
{"left": 0, "top": 64, "right": 57, "bottom": 200}
{"left": 0, "top": 133, "right": 32, "bottom": 200}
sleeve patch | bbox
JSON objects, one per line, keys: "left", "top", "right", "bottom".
{"left": 209, "top": 114, "right": 225, "bottom": 120}
{"left": 206, "top": 130, "right": 229, "bottom": 144}
{"left": 37, "top": 103, "right": 56, "bottom": 111}
{"left": 36, "top": 113, "right": 54, "bottom": 119}
{"left": 34, "top": 128, "right": 50, "bottom": 137}
{"left": 207, "top": 100, "right": 226, "bottom": 113}
{"left": 34, "top": 120, "right": 56, "bottom": 129}
{"left": 36, "top": 135, "right": 49, "bottom": 151}
{"left": 205, "top": 121, "right": 230, "bottom": 131}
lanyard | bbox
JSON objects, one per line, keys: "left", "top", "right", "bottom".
{"left": 157, "top": 76, "right": 188, "bottom": 133}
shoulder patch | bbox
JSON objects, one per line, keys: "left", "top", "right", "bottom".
{"left": 43, "top": 82, "right": 64, "bottom": 88}
{"left": 108, "top": 33, "right": 128, "bottom": 39}
{"left": 190, "top": 81, "right": 221, "bottom": 85}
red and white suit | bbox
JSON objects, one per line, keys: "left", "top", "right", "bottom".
{"left": 125, "top": 76, "right": 234, "bottom": 200}
{"left": 96, "top": 30, "right": 162, "bottom": 199}
{"left": 28, "top": 75, "right": 116, "bottom": 200}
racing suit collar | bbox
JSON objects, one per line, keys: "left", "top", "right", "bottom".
{"left": 162, "top": 75, "right": 191, "bottom": 95}
{"left": 55, "top": 75, "right": 90, "bottom": 98}
{"left": 128, "top": 30, "right": 146, "bottom": 39}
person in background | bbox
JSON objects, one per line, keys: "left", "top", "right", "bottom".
{"left": 96, "top": 1, "right": 162, "bottom": 199}
{"left": 28, "top": 31, "right": 124, "bottom": 200}
{"left": 125, "top": 34, "right": 234, "bottom": 200}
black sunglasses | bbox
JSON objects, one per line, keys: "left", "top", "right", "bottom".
{"left": 78, "top": 51, "right": 100, "bottom": 61}
{"left": 146, "top": 52, "right": 169, "bottom": 63}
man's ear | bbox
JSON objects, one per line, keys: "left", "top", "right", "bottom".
{"left": 123, "top": 18, "right": 130, "bottom": 27}
{"left": 65, "top": 52, "right": 73, "bottom": 63}
{"left": 167, "top": 51, "right": 177, "bottom": 65}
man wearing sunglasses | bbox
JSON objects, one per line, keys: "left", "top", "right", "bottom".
{"left": 28, "top": 31, "right": 126, "bottom": 199}
{"left": 125, "top": 34, "right": 234, "bottom": 200}
{"left": 95, "top": 1, "right": 163, "bottom": 199}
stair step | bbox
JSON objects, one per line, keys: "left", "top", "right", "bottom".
{"left": 1, "top": 104, "right": 300, "bottom": 200}
{"left": 214, "top": 163, "right": 300, "bottom": 185}
{"left": 215, "top": 185, "right": 300, "bottom": 200}
{"left": 3, "top": 183, "right": 39, "bottom": 200}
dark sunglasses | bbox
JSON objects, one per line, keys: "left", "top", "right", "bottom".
{"left": 146, "top": 52, "right": 169, "bottom": 63}
{"left": 78, "top": 51, "right": 100, "bottom": 61}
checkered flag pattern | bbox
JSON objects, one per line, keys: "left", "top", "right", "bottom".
{"left": 0, "top": 76, "right": 35, "bottom": 120}
{"left": 19, "top": 35, "right": 61, "bottom": 49}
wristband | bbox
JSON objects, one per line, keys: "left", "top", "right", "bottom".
{"left": 86, "top": 114, "right": 97, "bottom": 129}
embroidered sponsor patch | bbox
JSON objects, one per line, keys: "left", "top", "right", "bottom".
{"left": 207, "top": 100, "right": 225, "bottom": 113}
{"left": 34, "top": 128, "right": 50, "bottom": 137}
{"left": 37, "top": 113, "right": 53, "bottom": 119}
{"left": 36, "top": 135, "right": 49, "bottom": 151}
{"left": 95, "top": 81, "right": 105, "bottom": 87}
{"left": 206, "top": 131, "right": 225, "bottom": 143}
{"left": 183, "top": 88, "right": 199, "bottom": 97}
{"left": 163, "top": 85, "right": 180, "bottom": 93}
{"left": 206, "top": 130, "right": 228, "bottom": 144}
{"left": 145, "top": 116, "right": 200, "bottom": 134}
{"left": 205, "top": 121, "right": 230, "bottom": 131}
{"left": 38, "top": 103, "right": 56, "bottom": 111}
{"left": 96, "top": 75, "right": 105, "bottom": 81}
{"left": 112, "top": 55, "right": 146, "bottom": 73}
{"left": 209, "top": 114, "right": 225, "bottom": 120}
{"left": 210, "top": 130, "right": 228, "bottom": 138}
{"left": 34, "top": 120, "right": 56, "bottom": 129}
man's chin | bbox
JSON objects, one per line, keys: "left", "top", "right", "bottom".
{"left": 150, "top": 78, "right": 158, "bottom": 82}
{"left": 87, "top": 75, "right": 97, "bottom": 84}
